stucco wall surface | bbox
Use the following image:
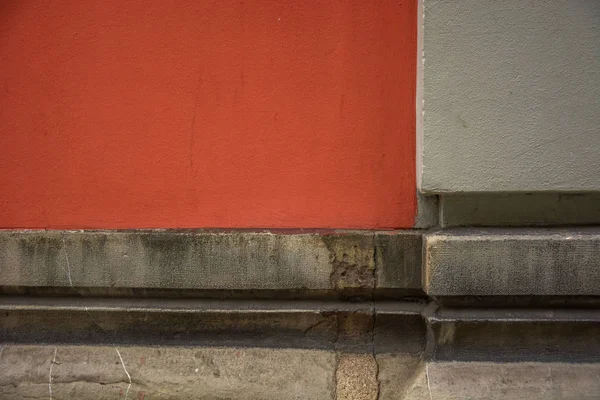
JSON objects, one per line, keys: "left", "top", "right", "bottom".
{"left": 420, "top": 0, "right": 600, "bottom": 193}
{"left": 0, "top": 0, "right": 417, "bottom": 229}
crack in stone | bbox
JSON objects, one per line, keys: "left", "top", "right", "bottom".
{"left": 85, "top": 307, "right": 107, "bottom": 333}
{"left": 426, "top": 363, "right": 434, "bottom": 400}
{"left": 61, "top": 238, "right": 73, "bottom": 288}
{"left": 49, "top": 347, "right": 57, "bottom": 400}
{"left": 115, "top": 348, "right": 132, "bottom": 400}
{"left": 303, "top": 319, "right": 332, "bottom": 336}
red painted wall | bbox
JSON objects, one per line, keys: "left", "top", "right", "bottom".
{"left": 0, "top": 0, "right": 416, "bottom": 229}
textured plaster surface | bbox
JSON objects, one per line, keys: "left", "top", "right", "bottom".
{"left": 0, "top": 0, "right": 417, "bottom": 229}
{"left": 421, "top": 0, "right": 600, "bottom": 193}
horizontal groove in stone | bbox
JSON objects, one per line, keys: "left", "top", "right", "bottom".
{"left": 0, "top": 297, "right": 426, "bottom": 354}
{"left": 429, "top": 307, "right": 600, "bottom": 323}
{"left": 0, "top": 296, "right": 420, "bottom": 313}
{"left": 424, "top": 227, "right": 600, "bottom": 296}
{"left": 0, "top": 229, "right": 422, "bottom": 294}
{"left": 433, "top": 295, "right": 600, "bottom": 308}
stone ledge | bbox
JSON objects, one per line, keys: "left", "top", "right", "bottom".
{"left": 0, "top": 230, "right": 422, "bottom": 296}
{"left": 427, "top": 307, "right": 600, "bottom": 362}
{"left": 0, "top": 297, "right": 426, "bottom": 355}
{"left": 1, "top": 345, "right": 599, "bottom": 400}
{"left": 4, "top": 297, "right": 600, "bottom": 364}
{"left": 6, "top": 227, "right": 600, "bottom": 300}
{"left": 424, "top": 228, "right": 600, "bottom": 296}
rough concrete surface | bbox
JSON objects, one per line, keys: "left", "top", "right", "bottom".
{"left": 424, "top": 228, "right": 600, "bottom": 296}
{"left": 0, "top": 230, "right": 422, "bottom": 295}
{"left": 421, "top": 0, "right": 600, "bottom": 193}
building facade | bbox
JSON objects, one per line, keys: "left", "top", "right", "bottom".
{"left": 1, "top": 0, "right": 599, "bottom": 398}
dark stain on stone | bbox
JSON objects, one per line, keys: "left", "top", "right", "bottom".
{"left": 139, "top": 233, "right": 193, "bottom": 288}
{"left": 374, "top": 233, "right": 422, "bottom": 290}
{"left": 17, "top": 235, "right": 63, "bottom": 286}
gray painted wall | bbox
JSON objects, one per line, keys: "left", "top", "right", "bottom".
{"left": 420, "top": 0, "right": 600, "bottom": 193}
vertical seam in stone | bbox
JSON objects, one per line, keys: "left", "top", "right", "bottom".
{"left": 332, "top": 311, "right": 341, "bottom": 400}
{"left": 373, "top": 350, "right": 380, "bottom": 400}
{"left": 333, "top": 351, "right": 340, "bottom": 400}
{"left": 371, "top": 233, "right": 380, "bottom": 400}
{"left": 422, "top": 301, "right": 439, "bottom": 361}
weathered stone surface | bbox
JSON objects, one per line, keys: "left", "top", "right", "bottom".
{"left": 4, "top": 345, "right": 596, "bottom": 399}
{"left": 324, "top": 234, "right": 375, "bottom": 290}
{"left": 423, "top": 362, "right": 600, "bottom": 400}
{"left": 428, "top": 308, "right": 600, "bottom": 362}
{"left": 414, "top": 192, "right": 439, "bottom": 229}
{"left": 0, "top": 297, "right": 356, "bottom": 350}
{"left": 375, "top": 354, "right": 423, "bottom": 400}
{"left": 374, "top": 302, "right": 427, "bottom": 355}
{"left": 0, "top": 345, "right": 336, "bottom": 399}
{"left": 0, "top": 297, "right": 426, "bottom": 355}
{"left": 0, "top": 230, "right": 330, "bottom": 291}
{"left": 397, "top": 364, "right": 431, "bottom": 400}
{"left": 0, "top": 230, "right": 422, "bottom": 295}
{"left": 375, "top": 232, "right": 422, "bottom": 291}
{"left": 424, "top": 228, "right": 600, "bottom": 296}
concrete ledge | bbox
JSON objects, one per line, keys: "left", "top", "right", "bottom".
{"left": 0, "top": 297, "right": 426, "bottom": 355}
{"left": 424, "top": 228, "right": 600, "bottom": 296}
{"left": 0, "top": 230, "right": 422, "bottom": 296}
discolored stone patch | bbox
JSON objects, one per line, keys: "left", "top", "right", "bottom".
{"left": 335, "top": 353, "right": 379, "bottom": 400}
{"left": 324, "top": 234, "right": 375, "bottom": 290}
